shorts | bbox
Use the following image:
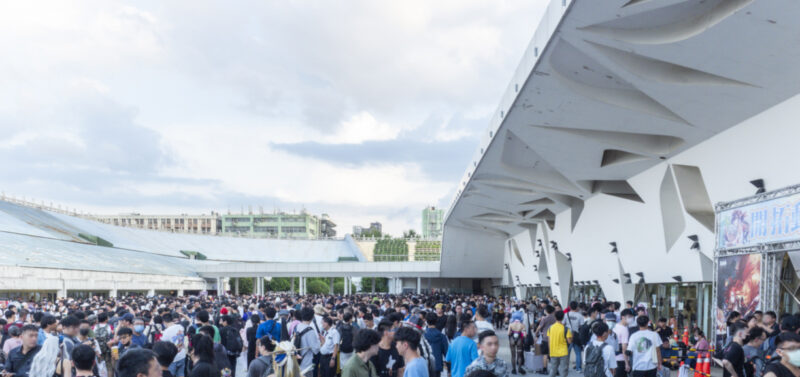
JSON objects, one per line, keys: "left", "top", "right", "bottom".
{"left": 540, "top": 341, "right": 550, "bottom": 355}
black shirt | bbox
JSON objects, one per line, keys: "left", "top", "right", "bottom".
{"left": 723, "top": 342, "right": 745, "bottom": 377}
{"left": 370, "top": 345, "right": 404, "bottom": 377}
{"left": 764, "top": 362, "right": 796, "bottom": 377}
{"left": 657, "top": 327, "right": 673, "bottom": 343}
{"left": 189, "top": 360, "right": 220, "bottom": 377}
{"left": 3, "top": 345, "right": 41, "bottom": 377}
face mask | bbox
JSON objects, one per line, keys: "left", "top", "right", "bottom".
{"left": 606, "top": 321, "right": 616, "bottom": 329}
{"left": 401, "top": 310, "right": 407, "bottom": 315}
{"left": 134, "top": 325, "right": 145, "bottom": 333}
{"left": 80, "top": 328, "right": 90, "bottom": 337}
{"left": 785, "top": 349, "right": 800, "bottom": 367}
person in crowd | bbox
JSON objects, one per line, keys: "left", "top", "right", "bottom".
{"left": 628, "top": 316, "right": 662, "bottom": 377}
{"left": 723, "top": 322, "right": 748, "bottom": 377}
{"left": 394, "top": 326, "right": 428, "bottom": 377}
{"left": 3, "top": 325, "right": 41, "bottom": 377}
{"left": 189, "top": 334, "right": 220, "bottom": 377}
{"left": 153, "top": 341, "right": 179, "bottom": 377}
{"left": 161, "top": 312, "right": 187, "bottom": 377}
{"left": 246, "top": 314, "right": 261, "bottom": 368}
{"left": 342, "top": 329, "right": 381, "bottom": 377}
{"left": 424, "top": 312, "right": 448, "bottom": 377}
{"left": 585, "top": 322, "right": 616, "bottom": 377}
{"left": 743, "top": 327, "right": 767, "bottom": 377}
{"left": 371, "top": 319, "right": 405, "bottom": 377}
{"left": 446, "top": 320, "right": 479, "bottom": 377}
{"left": 764, "top": 332, "right": 800, "bottom": 377}
{"left": 319, "top": 316, "right": 341, "bottom": 377}
{"left": 2, "top": 326, "right": 22, "bottom": 357}
{"left": 465, "top": 330, "right": 509, "bottom": 377}
{"left": 247, "top": 335, "right": 275, "bottom": 377}
{"left": 296, "top": 307, "right": 322, "bottom": 377}
{"left": 546, "top": 310, "right": 572, "bottom": 377}
{"left": 72, "top": 344, "right": 99, "bottom": 377}
{"left": 117, "top": 347, "right": 162, "bottom": 377}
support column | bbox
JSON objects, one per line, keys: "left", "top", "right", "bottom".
{"left": 330, "top": 278, "right": 335, "bottom": 294}
{"left": 371, "top": 278, "right": 376, "bottom": 293}
{"left": 177, "top": 289, "right": 184, "bottom": 297}
{"left": 345, "top": 277, "right": 350, "bottom": 295}
{"left": 417, "top": 277, "right": 421, "bottom": 294}
{"left": 147, "top": 289, "right": 156, "bottom": 297}
{"left": 235, "top": 278, "right": 240, "bottom": 296}
{"left": 291, "top": 278, "right": 296, "bottom": 293}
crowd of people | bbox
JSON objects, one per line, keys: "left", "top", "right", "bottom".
{"left": 0, "top": 292, "right": 797, "bottom": 377}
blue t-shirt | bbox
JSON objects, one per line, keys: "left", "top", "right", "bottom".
{"left": 404, "top": 357, "right": 429, "bottom": 377}
{"left": 131, "top": 334, "right": 148, "bottom": 347}
{"left": 445, "top": 336, "right": 478, "bottom": 377}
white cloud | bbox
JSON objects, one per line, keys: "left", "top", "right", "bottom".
{"left": 0, "top": 0, "right": 547, "bottom": 236}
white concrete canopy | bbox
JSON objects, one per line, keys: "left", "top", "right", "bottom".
{"left": 442, "top": 0, "right": 800, "bottom": 302}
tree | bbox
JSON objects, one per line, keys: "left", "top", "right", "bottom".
{"left": 333, "top": 279, "right": 357, "bottom": 294}
{"left": 359, "top": 277, "right": 389, "bottom": 293}
{"left": 307, "top": 280, "right": 329, "bottom": 294}
{"left": 360, "top": 228, "right": 382, "bottom": 238}
{"left": 233, "top": 278, "right": 254, "bottom": 295}
{"left": 267, "top": 277, "right": 297, "bottom": 292}
{"left": 403, "top": 229, "right": 418, "bottom": 239}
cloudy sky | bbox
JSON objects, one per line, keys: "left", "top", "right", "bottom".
{"left": 0, "top": 1, "right": 546, "bottom": 236}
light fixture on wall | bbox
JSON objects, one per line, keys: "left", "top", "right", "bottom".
{"left": 636, "top": 272, "right": 645, "bottom": 283}
{"left": 533, "top": 265, "right": 538, "bottom": 271}
{"left": 688, "top": 235, "right": 700, "bottom": 250}
{"left": 592, "top": 280, "right": 599, "bottom": 285}
{"left": 554, "top": 282, "right": 559, "bottom": 286}
{"left": 537, "top": 239, "right": 543, "bottom": 247}
{"left": 546, "top": 276, "right": 551, "bottom": 280}
{"left": 672, "top": 275, "right": 682, "bottom": 282}
{"left": 565, "top": 252, "right": 572, "bottom": 261}
{"left": 612, "top": 279, "right": 620, "bottom": 284}
{"left": 610, "top": 242, "right": 618, "bottom": 253}
{"left": 750, "top": 179, "right": 766, "bottom": 194}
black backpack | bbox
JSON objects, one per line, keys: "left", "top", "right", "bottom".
{"left": 584, "top": 342, "right": 609, "bottom": 377}
{"left": 225, "top": 327, "right": 243, "bottom": 355}
{"left": 293, "top": 326, "right": 313, "bottom": 351}
{"left": 338, "top": 323, "right": 354, "bottom": 354}
{"left": 280, "top": 317, "right": 290, "bottom": 342}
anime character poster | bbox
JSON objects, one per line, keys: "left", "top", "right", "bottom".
{"left": 715, "top": 253, "right": 761, "bottom": 349}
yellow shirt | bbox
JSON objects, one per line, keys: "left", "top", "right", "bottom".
{"left": 546, "top": 322, "right": 572, "bottom": 357}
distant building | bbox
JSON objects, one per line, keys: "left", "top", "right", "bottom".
{"left": 421, "top": 206, "right": 444, "bottom": 238}
{"left": 353, "top": 222, "right": 382, "bottom": 237}
{"left": 91, "top": 213, "right": 222, "bottom": 234}
{"left": 320, "top": 214, "right": 337, "bottom": 237}
{"left": 221, "top": 210, "right": 333, "bottom": 239}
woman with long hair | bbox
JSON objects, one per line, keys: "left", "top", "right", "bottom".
{"left": 30, "top": 335, "right": 70, "bottom": 377}
{"left": 188, "top": 334, "right": 219, "bottom": 377}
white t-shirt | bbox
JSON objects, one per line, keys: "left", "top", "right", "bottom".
{"left": 320, "top": 328, "right": 340, "bottom": 355}
{"left": 591, "top": 340, "right": 617, "bottom": 377}
{"left": 162, "top": 323, "right": 186, "bottom": 361}
{"left": 628, "top": 329, "right": 661, "bottom": 371}
{"left": 613, "top": 324, "right": 629, "bottom": 362}
{"left": 474, "top": 320, "right": 495, "bottom": 342}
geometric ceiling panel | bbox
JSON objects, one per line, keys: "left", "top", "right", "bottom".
{"left": 501, "top": 130, "right": 582, "bottom": 193}
{"left": 672, "top": 164, "right": 715, "bottom": 232}
{"left": 660, "top": 166, "right": 686, "bottom": 252}
{"left": 534, "top": 126, "right": 684, "bottom": 157}
{"left": 549, "top": 194, "right": 585, "bottom": 232}
{"left": 549, "top": 38, "right": 689, "bottom": 124}
{"left": 580, "top": 0, "right": 754, "bottom": 45}
{"left": 587, "top": 41, "right": 755, "bottom": 87}
{"left": 601, "top": 149, "right": 650, "bottom": 167}
{"left": 531, "top": 209, "right": 556, "bottom": 230}
{"left": 577, "top": 179, "right": 644, "bottom": 203}
{"left": 519, "top": 197, "right": 556, "bottom": 206}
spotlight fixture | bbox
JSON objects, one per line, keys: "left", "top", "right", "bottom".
{"left": 554, "top": 282, "right": 559, "bottom": 286}
{"left": 546, "top": 276, "right": 551, "bottom": 280}
{"left": 610, "top": 242, "right": 618, "bottom": 253}
{"left": 688, "top": 235, "right": 700, "bottom": 250}
{"left": 623, "top": 273, "right": 631, "bottom": 278}
{"left": 612, "top": 279, "right": 620, "bottom": 284}
{"left": 537, "top": 239, "right": 543, "bottom": 247}
{"left": 592, "top": 280, "right": 599, "bottom": 285}
{"left": 750, "top": 179, "right": 766, "bottom": 194}
{"left": 566, "top": 252, "right": 572, "bottom": 261}
{"left": 672, "top": 275, "right": 682, "bottom": 282}
{"left": 533, "top": 265, "right": 538, "bottom": 272}
{"left": 636, "top": 272, "right": 645, "bottom": 283}
{"left": 515, "top": 275, "right": 520, "bottom": 282}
